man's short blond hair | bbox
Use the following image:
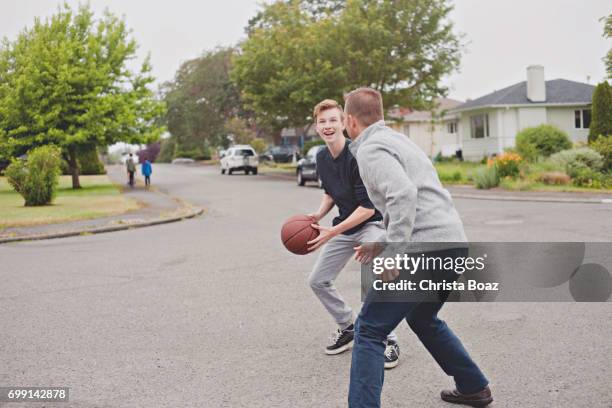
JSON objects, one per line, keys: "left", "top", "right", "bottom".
{"left": 344, "top": 87, "right": 384, "bottom": 127}
{"left": 313, "top": 99, "right": 344, "bottom": 121}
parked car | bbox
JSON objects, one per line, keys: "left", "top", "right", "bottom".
{"left": 220, "top": 145, "right": 259, "bottom": 175}
{"left": 263, "top": 145, "right": 300, "bottom": 163}
{"left": 296, "top": 145, "right": 326, "bottom": 188}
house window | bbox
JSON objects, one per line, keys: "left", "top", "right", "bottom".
{"left": 447, "top": 121, "right": 458, "bottom": 134}
{"left": 575, "top": 109, "right": 591, "bottom": 129}
{"left": 470, "top": 114, "right": 489, "bottom": 138}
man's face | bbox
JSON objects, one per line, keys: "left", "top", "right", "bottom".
{"left": 344, "top": 113, "right": 359, "bottom": 140}
{"left": 315, "top": 107, "right": 345, "bottom": 143}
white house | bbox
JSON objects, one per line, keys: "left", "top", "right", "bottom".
{"left": 388, "top": 98, "right": 464, "bottom": 158}
{"left": 450, "top": 66, "right": 595, "bottom": 161}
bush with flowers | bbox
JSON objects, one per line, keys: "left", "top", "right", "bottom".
{"left": 487, "top": 152, "right": 522, "bottom": 179}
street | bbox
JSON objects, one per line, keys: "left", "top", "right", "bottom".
{"left": 1, "top": 164, "right": 611, "bottom": 407}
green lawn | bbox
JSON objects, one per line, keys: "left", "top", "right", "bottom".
{"left": 0, "top": 175, "right": 141, "bottom": 230}
{"left": 260, "top": 162, "right": 297, "bottom": 174}
{"left": 434, "top": 161, "right": 485, "bottom": 185}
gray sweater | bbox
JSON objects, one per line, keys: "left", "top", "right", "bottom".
{"left": 349, "top": 120, "right": 467, "bottom": 254}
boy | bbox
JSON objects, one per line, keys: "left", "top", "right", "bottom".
{"left": 306, "top": 99, "right": 400, "bottom": 369}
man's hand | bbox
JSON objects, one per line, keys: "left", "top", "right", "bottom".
{"left": 307, "top": 224, "right": 338, "bottom": 252}
{"left": 353, "top": 242, "right": 383, "bottom": 264}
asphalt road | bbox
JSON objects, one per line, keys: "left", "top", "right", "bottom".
{"left": 1, "top": 164, "right": 611, "bottom": 408}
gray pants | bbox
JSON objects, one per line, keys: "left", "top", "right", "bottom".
{"left": 308, "top": 222, "right": 398, "bottom": 342}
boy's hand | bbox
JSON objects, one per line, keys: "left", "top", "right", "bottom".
{"left": 307, "top": 213, "right": 322, "bottom": 222}
{"left": 307, "top": 224, "right": 337, "bottom": 252}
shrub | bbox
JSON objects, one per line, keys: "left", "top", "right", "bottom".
{"left": 5, "top": 145, "right": 62, "bottom": 206}
{"left": 550, "top": 147, "right": 603, "bottom": 178}
{"left": 175, "top": 146, "right": 211, "bottom": 160}
{"left": 515, "top": 125, "right": 572, "bottom": 161}
{"left": 589, "top": 81, "right": 612, "bottom": 143}
{"left": 473, "top": 165, "right": 500, "bottom": 189}
{"left": 302, "top": 139, "right": 326, "bottom": 156}
{"left": 571, "top": 167, "right": 603, "bottom": 188}
{"left": 488, "top": 152, "right": 522, "bottom": 178}
{"left": 251, "top": 138, "right": 266, "bottom": 154}
{"left": 437, "top": 169, "right": 463, "bottom": 183}
{"left": 590, "top": 135, "right": 612, "bottom": 173}
{"left": 77, "top": 145, "right": 106, "bottom": 175}
{"left": 157, "top": 137, "right": 176, "bottom": 163}
{"left": 538, "top": 172, "right": 571, "bottom": 185}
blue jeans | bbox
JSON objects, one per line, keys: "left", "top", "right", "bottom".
{"left": 348, "top": 248, "right": 489, "bottom": 408}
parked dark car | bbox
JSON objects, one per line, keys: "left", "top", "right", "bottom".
{"left": 296, "top": 145, "right": 326, "bottom": 188}
{"left": 262, "top": 145, "right": 301, "bottom": 163}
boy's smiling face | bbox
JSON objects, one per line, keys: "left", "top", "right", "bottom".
{"left": 315, "top": 107, "right": 345, "bottom": 144}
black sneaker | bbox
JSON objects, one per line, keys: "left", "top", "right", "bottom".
{"left": 325, "top": 324, "right": 354, "bottom": 355}
{"left": 384, "top": 340, "right": 400, "bottom": 369}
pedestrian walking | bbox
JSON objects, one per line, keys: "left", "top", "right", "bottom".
{"left": 126, "top": 153, "right": 136, "bottom": 187}
{"left": 141, "top": 159, "right": 152, "bottom": 189}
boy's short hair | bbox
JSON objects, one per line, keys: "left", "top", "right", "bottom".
{"left": 313, "top": 99, "right": 344, "bottom": 121}
{"left": 344, "top": 87, "right": 384, "bottom": 127}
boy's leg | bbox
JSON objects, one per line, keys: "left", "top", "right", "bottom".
{"left": 308, "top": 234, "right": 357, "bottom": 329}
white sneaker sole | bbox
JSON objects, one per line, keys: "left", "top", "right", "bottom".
{"left": 384, "top": 358, "right": 400, "bottom": 369}
{"left": 325, "top": 340, "right": 354, "bottom": 355}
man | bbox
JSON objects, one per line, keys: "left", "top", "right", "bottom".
{"left": 126, "top": 153, "right": 136, "bottom": 187}
{"left": 141, "top": 159, "right": 152, "bottom": 189}
{"left": 305, "top": 99, "right": 400, "bottom": 368}
{"left": 343, "top": 88, "right": 492, "bottom": 407}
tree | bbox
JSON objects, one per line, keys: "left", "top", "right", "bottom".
{"left": 162, "top": 48, "right": 247, "bottom": 158}
{"left": 224, "top": 117, "right": 256, "bottom": 144}
{"left": 602, "top": 14, "right": 612, "bottom": 78}
{"left": 232, "top": 0, "right": 461, "bottom": 133}
{"left": 589, "top": 81, "right": 612, "bottom": 142}
{"left": 0, "top": 4, "right": 165, "bottom": 188}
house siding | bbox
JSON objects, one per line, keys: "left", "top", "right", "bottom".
{"left": 389, "top": 120, "right": 460, "bottom": 158}
{"left": 547, "top": 106, "right": 590, "bottom": 144}
{"left": 460, "top": 109, "right": 500, "bottom": 161}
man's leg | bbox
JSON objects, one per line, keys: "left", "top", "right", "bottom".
{"left": 308, "top": 234, "right": 358, "bottom": 353}
{"left": 406, "top": 271, "right": 489, "bottom": 395}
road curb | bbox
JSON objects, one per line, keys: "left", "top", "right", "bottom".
{"left": 0, "top": 207, "right": 204, "bottom": 245}
{"left": 260, "top": 172, "right": 611, "bottom": 204}
{"left": 450, "top": 193, "right": 611, "bottom": 204}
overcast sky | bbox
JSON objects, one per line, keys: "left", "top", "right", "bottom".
{"left": 2, "top": 0, "right": 611, "bottom": 102}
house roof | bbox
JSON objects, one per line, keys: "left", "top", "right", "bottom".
{"left": 390, "top": 98, "right": 464, "bottom": 122}
{"left": 453, "top": 79, "right": 594, "bottom": 112}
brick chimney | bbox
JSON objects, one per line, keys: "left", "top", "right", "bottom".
{"left": 527, "top": 65, "right": 546, "bottom": 102}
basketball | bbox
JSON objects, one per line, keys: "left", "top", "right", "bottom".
{"left": 281, "top": 215, "right": 320, "bottom": 255}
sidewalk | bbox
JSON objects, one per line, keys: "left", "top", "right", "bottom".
{"left": 261, "top": 170, "right": 612, "bottom": 204}
{"left": 0, "top": 166, "right": 203, "bottom": 244}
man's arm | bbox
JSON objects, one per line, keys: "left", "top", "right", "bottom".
{"left": 359, "top": 144, "right": 417, "bottom": 245}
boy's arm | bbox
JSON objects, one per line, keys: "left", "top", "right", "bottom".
{"left": 308, "top": 193, "right": 334, "bottom": 222}
{"left": 307, "top": 206, "right": 374, "bottom": 252}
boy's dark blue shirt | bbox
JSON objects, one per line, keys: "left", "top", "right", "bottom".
{"left": 317, "top": 140, "right": 382, "bottom": 235}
